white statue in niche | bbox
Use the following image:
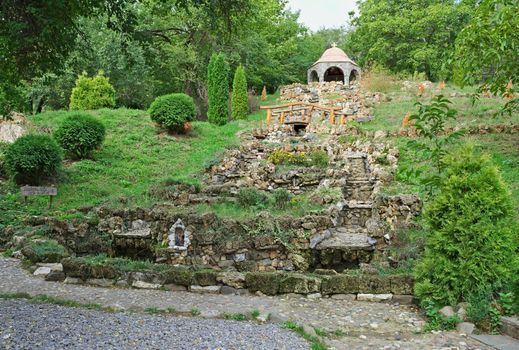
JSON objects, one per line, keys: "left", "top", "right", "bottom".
{"left": 168, "top": 219, "right": 191, "bottom": 250}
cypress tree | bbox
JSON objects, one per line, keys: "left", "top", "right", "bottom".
{"left": 231, "top": 65, "right": 248, "bottom": 120}
{"left": 207, "top": 53, "right": 230, "bottom": 125}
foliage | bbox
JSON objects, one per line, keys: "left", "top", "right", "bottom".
{"left": 272, "top": 189, "right": 292, "bottom": 209}
{"left": 22, "top": 240, "right": 68, "bottom": 263}
{"left": 308, "top": 150, "right": 329, "bottom": 168}
{"left": 497, "top": 292, "right": 515, "bottom": 316}
{"left": 282, "top": 320, "right": 328, "bottom": 350}
{"left": 348, "top": 0, "right": 474, "bottom": 80}
{"left": 422, "top": 300, "right": 461, "bottom": 332}
{"left": 415, "top": 144, "right": 519, "bottom": 307}
{"left": 54, "top": 113, "right": 106, "bottom": 159}
{"left": 269, "top": 149, "right": 329, "bottom": 168}
{"left": 148, "top": 93, "right": 196, "bottom": 133}
{"left": 360, "top": 67, "right": 398, "bottom": 94}
{"left": 69, "top": 71, "right": 116, "bottom": 110}
{"left": 403, "top": 95, "right": 463, "bottom": 191}
{"left": 5, "top": 134, "right": 62, "bottom": 185}
{"left": 466, "top": 288, "right": 503, "bottom": 333}
{"left": 269, "top": 150, "right": 308, "bottom": 166}
{"left": 231, "top": 65, "right": 248, "bottom": 120}
{"left": 207, "top": 53, "right": 230, "bottom": 125}
{"left": 237, "top": 187, "right": 270, "bottom": 209}
{"left": 455, "top": 0, "right": 518, "bottom": 115}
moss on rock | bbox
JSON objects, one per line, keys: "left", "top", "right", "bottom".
{"left": 193, "top": 270, "right": 218, "bottom": 286}
{"left": 389, "top": 274, "right": 414, "bottom": 295}
{"left": 321, "top": 274, "right": 360, "bottom": 295}
{"left": 279, "top": 274, "right": 321, "bottom": 294}
{"left": 245, "top": 272, "right": 285, "bottom": 295}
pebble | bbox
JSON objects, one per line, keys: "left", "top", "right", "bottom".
{"left": 0, "top": 300, "right": 307, "bottom": 350}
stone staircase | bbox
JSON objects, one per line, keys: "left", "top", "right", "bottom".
{"left": 314, "top": 152, "right": 379, "bottom": 271}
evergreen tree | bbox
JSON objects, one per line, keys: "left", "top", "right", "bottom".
{"left": 207, "top": 53, "right": 230, "bottom": 125}
{"left": 231, "top": 65, "right": 248, "bottom": 120}
{"left": 415, "top": 144, "right": 519, "bottom": 307}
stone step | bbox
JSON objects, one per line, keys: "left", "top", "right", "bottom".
{"left": 501, "top": 316, "right": 519, "bottom": 340}
{"left": 344, "top": 201, "right": 373, "bottom": 209}
{"left": 315, "top": 229, "right": 375, "bottom": 251}
{"left": 114, "top": 228, "right": 151, "bottom": 238}
{"left": 470, "top": 334, "right": 519, "bottom": 350}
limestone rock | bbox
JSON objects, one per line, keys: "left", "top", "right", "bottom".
{"left": 456, "top": 322, "right": 475, "bottom": 335}
{"left": 216, "top": 272, "right": 246, "bottom": 289}
{"left": 190, "top": 285, "right": 221, "bottom": 294}
{"left": 356, "top": 293, "right": 392, "bottom": 302}
{"left": 132, "top": 280, "right": 161, "bottom": 290}
{"left": 33, "top": 267, "right": 51, "bottom": 276}
{"left": 439, "top": 306, "right": 455, "bottom": 318}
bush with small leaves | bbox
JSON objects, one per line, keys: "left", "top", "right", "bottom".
{"left": 148, "top": 93, "right": 196, "bottom": 133}
{"left": 237, "top": 187, "right": 270, "bottom": 208}
{"left": 54, "top": 113, "right": 106, "bottom": 159}
{"left": 69, "top": 71, "right": 116, "bottom": 110}
{"left": 273, "top": 188, "right": 292, "bottom": 209}
{"left": 5, "top": 134, "right": 62, "bottom": 185}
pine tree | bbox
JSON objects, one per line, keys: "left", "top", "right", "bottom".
{"left": 231, "top": 65, "right": 248, "bottom": 120}
{"left": 207, "top": 53, "right": 230, "bottom": 125}
{"left": 261, "top": 86, "right": 267, "bottom": 101}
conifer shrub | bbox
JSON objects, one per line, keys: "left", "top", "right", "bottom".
{"left": 69, "top": 71, "right": 116, "bottom": 110}
{"left": 415, "top": 144, "right": 519, "bottom": 307}
{"left": 54, "top": 113, "right": 106, "bottom": 159}
{"left": 5, "top": 134, "right": 62, "bottom": 185}
{"left": 231, "top": 65, "right": 248, "bottom": 120}
{"left": 207, "top": 53, "right": 229, "bottom": 125}
{"left": 148, "top": 93, "right": 196, "bottom": 133}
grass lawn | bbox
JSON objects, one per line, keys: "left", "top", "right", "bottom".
{"left": 0, "top": 93, "right": 279, "bottom": 217}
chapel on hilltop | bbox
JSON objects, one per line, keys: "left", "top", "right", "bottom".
{"left": 307, "top": 43, "right": 361, "bottom": 84}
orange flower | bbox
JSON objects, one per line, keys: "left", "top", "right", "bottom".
{"left": 417, "top": 83, "right": 426, "bottom": 96}
{"left": 438, "top": 81, "right": 446, "bottom": 90}
{"left": 504, "top": 80, "right": 513, "bottom": 100}
{"left": 402, "top": 111, "right": 412, "bottom": 128}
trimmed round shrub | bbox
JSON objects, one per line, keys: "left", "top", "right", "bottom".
{"left": 415, "top": 144, "right": 519, "bottom": 307}
{"left": 54, "top": 113, "right": 106, "bottom": 159}
{"left": 69, "top": 71, "right": 116, "bottom": 110}
{"left": 5, "top": 134, "right": 62, "bottom": 185}
{"left": 148, "top": 93, "right": 196, "bottom": 133}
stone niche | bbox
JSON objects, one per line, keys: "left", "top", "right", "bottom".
{"left": 167, "top": 219, "right": 191, "bottom": 251}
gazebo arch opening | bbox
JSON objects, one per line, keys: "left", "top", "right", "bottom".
{"left": 349, "top": 69, "right": 359, "bottom": 83}
{"left": 309, "top": 70, "right": 319, "bottom": 82}
{"left": 324, "top": 66, "right": 344, "bottom": 82}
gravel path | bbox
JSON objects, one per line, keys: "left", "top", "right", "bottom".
{"left": 0, "top": 258, "right": 492, "bottom": 349}
{"left": 0, "top": 300, "right": 307, "bottom": 350}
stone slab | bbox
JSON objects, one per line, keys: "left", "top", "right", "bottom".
{"left": 132, "top": 280, "right": 161, "bottom": 290}
{"left": 357, "top": 293, "right": 392, "bottom": 302}
{"left": 33, "top": 267, "right": 51, "bottom": 276}
{"left": 501, "top": 316, "right": 519, "bottom": 340}
{"left": 470, "top": 334, "right": 519, "bottom": 350}
{"left": 190, "top": 285, "right": 221, "bottom": 294}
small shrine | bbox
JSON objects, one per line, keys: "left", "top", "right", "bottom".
{"left": 307, "top": 43, "right": 361, "bottom": 84}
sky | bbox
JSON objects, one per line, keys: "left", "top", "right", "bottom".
{"left": 286, "top": 0, "right": 358, "bottom": 31}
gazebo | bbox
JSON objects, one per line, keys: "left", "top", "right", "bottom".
{"left": 307, "top": 43, "right": 361, "bottom": 84}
